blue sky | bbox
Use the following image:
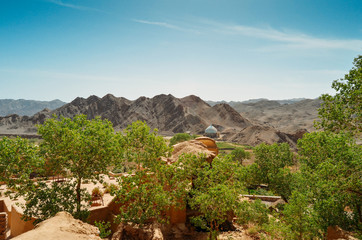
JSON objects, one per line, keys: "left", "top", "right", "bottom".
{"left": 1, "top": 0, "right": 361, "bottom": 102}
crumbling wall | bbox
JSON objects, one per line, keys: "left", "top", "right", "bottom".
{"left": 0, "top": 212, "right": 7, "bottom": 240}
{"left": 10, "top": 207, "right": 36, "bottom": 237}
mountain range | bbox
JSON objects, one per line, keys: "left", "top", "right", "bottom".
{"left": 0, "top": 99, "right": 66, "bottom": 116}
{"left": 208, "top": 98, "right": 321, "bottom": 133}
{"left": 0, "top": 94, "right": 321, "bottom": 147}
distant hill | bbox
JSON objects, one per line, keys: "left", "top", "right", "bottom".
{"left": 0, "top": 99, "right": 66, "bottom": 116}
{"left": 45, "top": 94, "right": 252, "bottom": 135}
{"left": 231, "top": 99, "right": 322, "bottom": 133}
{"left": 206, "top": 98, "right": 307, "bottom": 106}
{"left": 0, "top": 94, "right": 305, "bottom": 147}
{"left": 207, "top": 98, "right": 321, "bottom": 133}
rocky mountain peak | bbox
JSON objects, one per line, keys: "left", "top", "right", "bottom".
{"left": 0, "top": 94, "right": 312, "bottom": 147}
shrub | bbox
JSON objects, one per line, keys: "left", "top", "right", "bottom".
{"left": 104, "top": 183, "right": 118, "bottom": 194}
{"left": 92, "top": 187, "right": 103, "bottom": 197}
{"left": 230, "top": 147, "right": 250, "bottom": 165}
{"left": 95, "top": 221, "right": 111, "bottom": 238}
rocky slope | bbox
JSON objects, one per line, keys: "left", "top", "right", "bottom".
{"left": 208, "top": 98, "right": 321, "bottom": 133}
{"left": 0, "top": 99, "right": 66, "bottom": 116}
{"left": 0, "top": 94, "right": 306, "bottom": 147}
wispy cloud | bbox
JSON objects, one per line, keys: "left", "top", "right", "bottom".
{"left": 46, "top": 0, "right": 104, "bottom": 13}
{"left": 216, "top": 22, "right": 362, "bottom": 51}
{"left": 133, "top": 19, "right": 200, "bottom": 34}
{"left": 134, "top": 18, "right": 362, "bottom": 51}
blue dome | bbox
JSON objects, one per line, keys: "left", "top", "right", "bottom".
{"left": 205, "top": 125, "right": 217, "bottom": 134}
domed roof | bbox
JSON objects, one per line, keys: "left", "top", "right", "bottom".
{"left": 205, "top": 124, "right": 217, "bottom": 134}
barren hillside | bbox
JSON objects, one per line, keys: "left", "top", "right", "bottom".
{"left": 0, "top": 99, "right": 66, "bottom": 117}
{"left": 208, "top": 98, "right": 321, "bottom": 133}
{"left": 0, "top": 94, "right": 307, "bottom": 147}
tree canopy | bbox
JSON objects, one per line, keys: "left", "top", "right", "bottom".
{"left": 37, "top": 114, "right": 117, "bottom": 218}
{"left": 317, "top": 55, "right": 362, "bottom": 135}
{"left": 113, "top": 121, "right": 177, "bottom": 225}
{"left": 0, "top": 137, "right": 43, "bottom": 193}
{"left": 297, "top": 131, "right": 362, "bottom": 231}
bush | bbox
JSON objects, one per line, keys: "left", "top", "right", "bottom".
{"left": 92, "top": 187, "right": 103, "bottom": 197}
{"left": 104, "top": 183, "right": 118, "bottom": 194}
{"left": 230, "top": 147, "right": 250, "bottom": 165}
{"left": 95, "top": 221, "right": 111, "bottom": 238}
{"left": 236, "top": 200, "right": 269, "bottom": 226}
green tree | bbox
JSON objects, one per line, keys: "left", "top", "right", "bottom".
{"left": 253, "top": 143, "right": 295, "bottom": 201}
{"left": 118, "top": 120, "right": 171, "bottom": 170}
{"left": 113, "top": 121, "right": 179, "bottom": 225}
{"left": 22, "top": 180, "right": 90, "bottom": 223}
{"left": 297, "top": 132, "right": 362, "bottom": 233}
{"left": 0, "top": 137, "right": 43, "bottom": 194}
{"left": 317, "top": 55, "right": 361, "bottom": 135}
{"left": 254, "top": 143, "right": 294, "bottom": 183}
{"left": 37, "top": 114, "right": 117, "bottom": 218}
{"left": 230, "top": 147, "right": 250, "bottom": 165}
{"left": 115, "top": 170, "right": 173, "bottom": 225}
{"left": 283, "top": 191, "right": 321, "bottom": 240}
{"left": 188, "top": 155, "right": 246, "bottom": 239}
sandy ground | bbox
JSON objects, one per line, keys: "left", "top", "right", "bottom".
{"left": 12, "top": 212, "right": 101, "bottom": 240}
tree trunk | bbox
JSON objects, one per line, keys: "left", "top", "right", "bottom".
{"left": 76, "top": 177, "right": 82, "bottom": 214}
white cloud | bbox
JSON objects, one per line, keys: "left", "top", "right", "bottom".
{"left": 218, "top": 23, "right": 362, "bottom": 51}
{"left": 133, "top": 19, "right": 200, "bottom": 34}
{"left": 135, "top": 18, "right": 362, "bottom": 51}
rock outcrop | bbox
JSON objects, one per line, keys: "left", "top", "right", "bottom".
{"left": 12, "top": 212, "right": 101, "bottom": 240}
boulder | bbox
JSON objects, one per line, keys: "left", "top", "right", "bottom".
{"left": 12, "top": 212, "right": 101, "bottom": 240}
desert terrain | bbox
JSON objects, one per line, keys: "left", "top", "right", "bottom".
{"left": 0, "top": 94, "right": 320, "bottom": 148}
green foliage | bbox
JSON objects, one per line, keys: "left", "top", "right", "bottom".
{"left": 118, "top": 120, "right": 171, "bottom": 169}
{"left": 103, "top": 183, "right": 119, "bottom": 194}
{"left": 37, "top": 114, "right": 117, "bottom": 216}
{"left": 188, "top": 155, "right": 246, "bottom": 239}
{"left": 254, "top": 143, "right": 294, "bottom": 180}
{"left": 253, "top": 143, "right": 295, "bottom": 201}
{"left": 298, "top": 131, "right": 357, "bottom": 169}
{"left": 169, "top": 133, "right": 196, "bottom": 146}
{"left": 297, "top": 131, "right": 362, "bottom": 233}
{"left": 268, "top": 167, "right": 296, "bottom": 202}
{"left": 114, "top": 122, "right": 248, "bottom": 239}
{"left": 215, "top": 142, "right": 235, "bottom": 149}
{"left": 115, "top": 170, "right": 172, "bottom": 225}
{"left": 282, "top": 191, "right": 321, "bottom": 240}
{"left": 21, "top": 180, "right": 90, "bottom": 224}
{"left": 0, "top": 137, "right": 44, "bottom": 194}
{"left": 111, "top": 166, "right": 126, "bottom": 174}
{"left": 317, "top": 55, "right": 361, "bottom": 135}
{"left": 236, "top": 199, "right": 269, "bottom": 226}
{"left": 113, "top": 121, "right": 179, "bottom": 225}
{"left": 230, "top": 147, "right": 250, "bottom": 165}
{"left": 95, "top": 221, "right": 111, "bottom": 238}
{"left": 92, "top": 187, "right": 103, "bottom": 197}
